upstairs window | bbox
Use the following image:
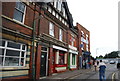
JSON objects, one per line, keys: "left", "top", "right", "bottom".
{"left": 13, "top": 2, "right": 26, "bottom": 23}
{"left": 49, "top": 22, "right": 54, "bottom": 37}
{"left": 59, "top": 29, "right": 63, "bottom": 41}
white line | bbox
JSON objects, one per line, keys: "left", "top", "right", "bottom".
{"left": 112, "top": 72, "right": 116, "bottom": 81}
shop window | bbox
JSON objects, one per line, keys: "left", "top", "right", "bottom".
{"left": 0, "top": 40, "right": 27, "bottom": 67}
{"left": 72, "top": 54, "right": 76, "bottom": 65}
{"left": 13, "top": 2, "right": 26, "bottom": 23}
{"left": 59, "top": 51, "right": 64, "bottom": 65}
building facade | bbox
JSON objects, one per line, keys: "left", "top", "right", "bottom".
{"left": 76, "top": 23, "right": 91, "bottom": 69}
{"left": 0, "top": 0, "right": 90, "bottom": 80}
{"left": 1, "top": 1, "right": 36, "bottom": 79}
{"left": 35, "top": 1, "right": 70, "bottom": 78}
{"left": 68, "top": 28, "right": 78, "bottom": 70}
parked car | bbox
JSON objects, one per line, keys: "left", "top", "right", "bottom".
{"left": 117, "top": 59, "right": 120, "bottom": 69}
{"left": 109, "top": 60, "right": 115, "bottom": 64}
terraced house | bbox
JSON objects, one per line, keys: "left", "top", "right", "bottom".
{"left": 0, "top": 0, "right": 91, "bottom": 80}
{"left": 1, "top": 1, "right": 35, "bottom": 80}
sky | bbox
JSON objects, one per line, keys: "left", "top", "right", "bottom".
{"left": 67, "top": 0, "right": 119, "bottom": 57}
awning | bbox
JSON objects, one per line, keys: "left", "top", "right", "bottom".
{"left": 82, "top": 50, "right": 91, "bottom": 55}
{"left": 53, "top": 45, "right": 67, "bottom": 52}
{"left": 69, "top": 49, "right": 78, "bottom": 54}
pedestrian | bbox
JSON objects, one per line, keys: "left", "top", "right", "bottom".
{"left": 94, "top": 60, "right": 97, "bottom": 71}
{"left": 82, "top": 60, "right": 85, "bottom": 69}
{"left": 98, "top": 60, "right": 106, "bottom": 81}
{"left": 88, "top": 61, "right": 91, "bottom": 69}
{"left": 97, "top": 60, "right": 99, "bottom": 65}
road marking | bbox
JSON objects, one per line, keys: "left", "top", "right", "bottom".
{"left": 112, "top": 72, "right": 116, "bottom": 81}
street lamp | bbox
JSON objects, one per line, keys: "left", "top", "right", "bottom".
{"left": 96, "top": 48, "right": 99, "bottom": 58}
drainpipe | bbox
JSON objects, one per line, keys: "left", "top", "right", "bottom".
{"left": 32, "top": 19, "right": 36, "bottom": 81}
{"left": 32, "top": 3, "right": 42, "bottom": 80}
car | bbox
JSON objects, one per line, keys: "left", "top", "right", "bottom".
{"left": 117, "top": 59, "right": 120, "bottom": 69}
{"left": 109, "top": 60, "right": 115, "bottom": 64}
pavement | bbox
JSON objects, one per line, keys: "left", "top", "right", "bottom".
{"left": 39, "top": 66, "right": 95, "bottom": 79}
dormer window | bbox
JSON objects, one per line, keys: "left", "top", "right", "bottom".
{"left": 54, "top": 0, "right": 62, "bottom": 11}
{"left": 57, "top": 0, "right": 62, "bottom": 11}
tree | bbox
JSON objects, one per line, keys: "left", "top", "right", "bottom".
{"left": 104, "top": 51, "right": 119, "bottom": 58}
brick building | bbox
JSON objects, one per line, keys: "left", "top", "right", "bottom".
{"left": 68, "top": 28, "right": 78, "bottom": 70}
{"left": 1, "top": 1, "right": 37, "bottom": 80}
{"left": 35, "top": 1, "right": 74, "bottom": 79}
{"left": 76, "top": 23, "right": 91, "bottom": 69}
{"left": 0, "top": 0, "right": 90, "bottom": 80}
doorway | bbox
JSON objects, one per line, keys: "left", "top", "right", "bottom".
{"left": 40, "top": 47, "right": 48, "bottom": 77}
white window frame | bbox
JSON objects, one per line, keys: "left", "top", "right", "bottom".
{"left": 49, "top": 22, "right": 54, "bottom": 37}
{"left": 59, "top": 29, "right": 63, "bottom": 41}
{"left": 13, "top": 1, "right": 26, "bottom": 24}
{"left": 0, "top": 40, "right": 27, "bottom": 67}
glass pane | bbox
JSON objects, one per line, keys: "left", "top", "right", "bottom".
{"left": 0, "top": 40, "right": 5, "bottom": 46}
{"left": 0, "top": 57, "right": 3, "bottom": 66}
{"left": 20, "top": 58, "right": 24, "bottom": 66}
{"left": 4, "top": 57, "right": 19, "bottom": 66}
{"left": 59, "top": 54, "right": 64, "bottom": 65}
{"left": 22, "top": 45, "right": 25, "bottom": 50}
{"left": 14, "top": 9, "right": 23, "bottom": 22}
{"left": 0, "top": 48, "right": 4, "bottom": 55}
{"left": 16, "top": 2, "right": 25, "bottom": 12}
{"left": 7, "top": 41, "right": 20, "bottom": 49}
{"left": 21, "top": 52, "right": 25, "bottom": 57}
{"left": 6, "top": 49, "right": 20, "bottom": 57}
{"left": 20, "top": 3, "right": 25, "bottom": 12}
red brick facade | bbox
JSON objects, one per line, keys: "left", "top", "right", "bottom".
{"left": 1, "top": 1, "right": 90, "bottom": 80}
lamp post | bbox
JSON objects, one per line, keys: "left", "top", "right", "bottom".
{"left": 96, "top": 48, "right": 99, "bottom": 58}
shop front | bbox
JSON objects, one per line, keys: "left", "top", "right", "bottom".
{"left": 52, "top": 45, "right": 68, "bottom": 73}
{"left": 82, "top": 50, "right": 91, "bottom": 69}
{"left": 68, "top": 45, "right": 78, "bottom": 70}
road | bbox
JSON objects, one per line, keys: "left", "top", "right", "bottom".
{"left": 68, "top": 63, "right": 120, "bottom": 81}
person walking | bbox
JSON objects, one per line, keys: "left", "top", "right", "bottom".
{"left": 98, "top": 60, "right": 106, "bottom": 81}
{"left": 94, "top": 60, "right": 97, "bottom": 71}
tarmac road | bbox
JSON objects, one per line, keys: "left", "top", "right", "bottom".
{"left": 69, "top": 63, "right": 119, "bottom": 81}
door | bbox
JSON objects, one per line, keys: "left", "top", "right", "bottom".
{"left": 40, "top": 47, "right": 48, "bottom": 77}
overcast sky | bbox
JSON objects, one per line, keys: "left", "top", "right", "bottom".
{"left": 67, "top": 0, "right": 119, "bottom": 57}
